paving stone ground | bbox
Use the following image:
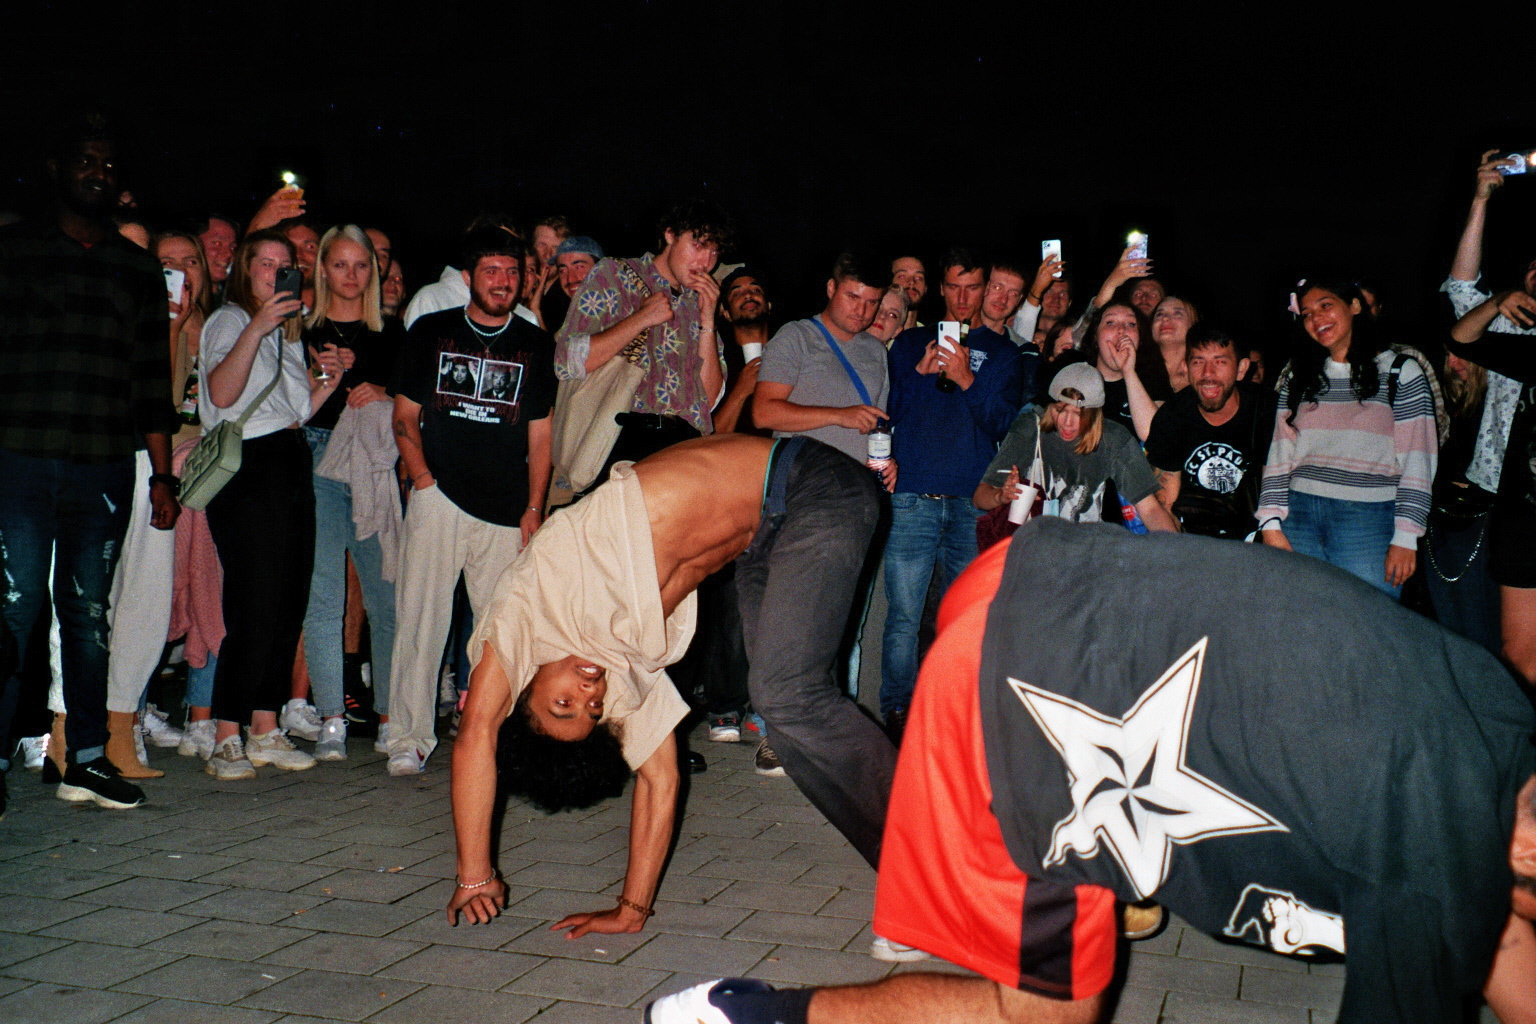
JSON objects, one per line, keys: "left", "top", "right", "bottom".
{"left": 0, "top": 724, "right": 1400, "bottom": 1023}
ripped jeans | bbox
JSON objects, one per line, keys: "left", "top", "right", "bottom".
{"left": 0, "top": 449, "right": 133, "bottom": 763}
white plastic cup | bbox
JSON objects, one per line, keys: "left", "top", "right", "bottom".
{"left": 741, "top": 342, "right": 763, "bottom": 362}
{"left": 1008, "top": 483, "right": 1039, "bottom": 525}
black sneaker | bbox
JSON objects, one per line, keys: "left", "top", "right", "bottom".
{"left": 57, "top": 756, "right": 146, "bottom": 810}
{"left": 753, "top": 740, "right": 786, "bottom": 778}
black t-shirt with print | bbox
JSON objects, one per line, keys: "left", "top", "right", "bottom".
{"left": 977, "top": 518, "right": 1534, "bottom": 1023}
{"left": 1144, "top": 384, "right": 1276, "bottom": 538}
{"left": 395, "top": 309, "right": 556, "bottom": 526}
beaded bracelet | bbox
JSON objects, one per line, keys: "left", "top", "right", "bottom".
{"left": 616, "top": 896, "right": 655, "bottom": 918}
{"left": 456, "top": 873, "right": 498, "bottom": 890}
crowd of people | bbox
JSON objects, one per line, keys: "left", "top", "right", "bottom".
{"left": 3, "top": 114, "right": 1536, "bottom": 1023}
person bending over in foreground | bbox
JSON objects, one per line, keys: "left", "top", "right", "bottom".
{"left": 448, "top": 434, "right": 894, "bottom": 937}
{"left": 649, "top": 518, "right": 1536, "bottom": 1023}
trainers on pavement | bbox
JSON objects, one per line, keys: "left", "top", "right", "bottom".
{"left": 15, "top": 734, "right": 47, "bottom": 771}
{"left": 387, "top": 746, "right": 426, "bottom": 776}
{"left": 205, "top": 735, "right": 257, "bottom": 780}
{"left": 141, "top": 703, "right": 184, "bottom": 747}
{"left": 247, "top": 728, "right": 316, "bottom": 771}
{"left": 753, "top": 739, "right": 785, "bottom": 777}
{"left": 314, "top": 717, "right": 348, "bottom": 761}
{"left": 179, "top": 719, "right": 216, "bottom": 760}
{"left": 57, "top": 756, "right": 146, "bottom": 809}
{"left": 373, "top": 721, "right": 390, "bottom": 754}
{"left": 870, "top": 935, "right": 930, "bottom": 962}
{"left": 279, "top": 699, "right": 323, "bottom": 741}
{"left": 706, "top": 711, "right": 741, "bottom": 743}
{"left": 644, "top": 978, "right": 779, "bottom": 1024}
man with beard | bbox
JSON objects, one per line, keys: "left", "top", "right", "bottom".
{"left": 891, "top": 255, "right": 927, "bottom": 331}
{"left": 1145, "top": 323, "right": 1276, "bottom": 538}
{"left": 0, "top": 113, "right": 179, "bottom": 812}
{"left": 386, "top": 230, "right": 557, "bottom": 776}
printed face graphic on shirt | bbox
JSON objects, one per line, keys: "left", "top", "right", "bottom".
{"left": 1223, "top": 884, "right": 1345, "bottom": 956}
{"left": 476, "top": 360, "right": 524, "bottom": 406}
{"left": 438, "top": 354, "right": 480, "bottom": 396}
{"left": 1010, "top": 638, "right": 1288, "bottom": 899}
{"left": 1183, "top": 441, "right": 1246, "bottom": 495}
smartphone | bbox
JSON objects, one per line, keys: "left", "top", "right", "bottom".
{"left": 163, "top": 268, "right": 185, "bottom": 307}
{"left": 1497, "top": 151, "right": 1536, "bottom": 177}
{"left": 1126, "top": 231, "right": 1149, "bottom": 261}
{"left": 1041, "top": 239, "right": 1063, "bottom": 278}
{"left": 275, "top": 267, "right": 303, "bottom": 317}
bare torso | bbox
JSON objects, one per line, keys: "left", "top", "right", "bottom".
{"left": 630, "top": 434, "right": 774, "bottom": 618}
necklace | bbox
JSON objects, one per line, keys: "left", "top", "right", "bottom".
{"left": 463, "top": 307, "right": 511, "bottom": 343}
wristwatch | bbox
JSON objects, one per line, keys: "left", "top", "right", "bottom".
{"left": 149, "top": 473, "right": 181, "bottom": 496}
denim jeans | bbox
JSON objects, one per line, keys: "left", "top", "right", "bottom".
{"left": 880, "top": 492, "right": 981, "bottom": 717}
{"left": 0, "top": 449, "right": 133, "bottom": 762}
{"left": 1424, "top": 510, "right": 1500, "bottom": 655}
{"left": 302, "top": 427, "right": 396, "bottom": 718}
{"left": 1284, "top": 490, "right": 1400, "bottom": 599}
{"left": 736, "top": 438, "right": 893, "bottom": 869}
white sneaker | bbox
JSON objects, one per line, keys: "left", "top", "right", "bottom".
{"left": 645, "top": 979, "right": 776, "bottom": 1024}
{"left": 373, "top": 721, "right": 390, "bottom": 754}
{"left": 141, "top": 704, "right": 184, "bottom": 747}
{"left": 314, "top": 717, "right": 348, "bottom": 761}
{"left": 387, "top": 746, "right": 426, "bottom": 777}
{"left": 15, "top": 734, "right": 48, "bottom": 771}
{"left": 178, "top": 719, "right": 216, "bottom": 760}
{"left": 279, "top": 699, "right": 323, "bottom": 741}
{"left": 246, "top": 728, "right": 316, "bottom": 771}
{"left": 870, "top": 935, "right": 930, "bottom": 962}
{"left": 205, "top": 735, "right": 257, "bottom": 780}
{"left": 133, "top": 719, "right": 151, "bottom": 767}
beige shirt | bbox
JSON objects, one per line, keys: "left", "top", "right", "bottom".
{"left": 469, "top": 462, "right": 694, "bottom": 769}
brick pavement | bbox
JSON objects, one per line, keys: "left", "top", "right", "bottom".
{"left": 0, "top": 723, "right": 1414, "bottom": 1023}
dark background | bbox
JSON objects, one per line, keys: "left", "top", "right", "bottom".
{"left": 6, "top": 3, "right": 1535, "bottom": 357}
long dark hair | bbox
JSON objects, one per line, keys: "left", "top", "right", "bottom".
{"left": 1080, "top": 302, "right": 1171, "bottom": 395}
{"left": 1285, "top": 276, "right": 1385, "bottom": 426}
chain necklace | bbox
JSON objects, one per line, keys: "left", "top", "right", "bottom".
{"left": 463, "top": 307, "right": 511, "bottom": 347}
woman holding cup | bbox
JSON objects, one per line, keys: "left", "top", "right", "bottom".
{"left": 974, "top": 363, "right": 1177, "bottom": 534}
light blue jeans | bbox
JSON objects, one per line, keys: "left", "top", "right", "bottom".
{"left": 879, "top": 493, "right": 980, "bottom": 717}
{"left": 1284, "top": 490, "right": 1401, "bottom": 599}
{"left": 302, "top": 427, "right": 395, "bottom": 717}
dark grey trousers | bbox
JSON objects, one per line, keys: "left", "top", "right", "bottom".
{"left": 736, "top": 438, "right": 896, "bottom": 869}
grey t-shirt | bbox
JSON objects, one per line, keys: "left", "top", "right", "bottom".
{"left": 983, "top": 409, "right": 1158, "bottom": 523}
{"left": 758, "top": 316, "right": 889, "bottom": 463}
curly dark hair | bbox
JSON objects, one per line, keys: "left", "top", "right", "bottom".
{"left": 1284, "top": 276, "right": 1385, "bottom": 427}
{"left": 1079, "top": 301, "right": 1171, "bottom": 396}
{"left": 657, "top": 198, "right": 735, "bottom": 255}
{"left": 496, "top": 690, "right": 631, "bottom": 814}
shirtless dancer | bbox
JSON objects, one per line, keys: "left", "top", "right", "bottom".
{"left": 447, "top": 434, "right": 895, "bottom": 937}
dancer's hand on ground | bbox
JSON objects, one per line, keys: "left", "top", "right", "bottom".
{"left": 446, "top": 877, "right": 506, "bottom": 925}
{"left": 552, "top": 904, "right": 646, "bottom": 939}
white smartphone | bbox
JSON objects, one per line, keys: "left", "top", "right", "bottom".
{"left": 1126, "top": 231, "right": 1148, "bottom": 261}
{"left": 163, "top": 268, "right": 185, "bottom": 308}
{"left": 1041, "top": 239, "right": 1063, "bottom": 278}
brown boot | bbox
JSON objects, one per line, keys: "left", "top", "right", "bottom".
{"left": 44, "top": 712, "right": 67, "bottom": 782}
{"left": 107, "top": 710, "right": 162, "bottom": 779}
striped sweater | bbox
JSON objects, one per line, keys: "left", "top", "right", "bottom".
{"left": 1257, "top": 350, "right": 1438, "bottom": 549}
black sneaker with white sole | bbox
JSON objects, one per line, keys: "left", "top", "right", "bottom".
{"left": 57, "top": 756, "right": 146, "bottom": 809}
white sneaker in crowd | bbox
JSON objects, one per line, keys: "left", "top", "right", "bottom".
{"left": 15, "top": 735, "right": 48, "bottom": 771}
{"left": 387, "top": 746, "right": 426, "bottom": 777}
{"left": 373, "top": 721, "right": 390, "bottom": 754}
{"left": 246, "top": 729, "right": 316, "bottom": 771}
{"left": 279, "top": 699, "right": 323, "bottom": 741}
{"left": 140, "top": 703, "right": 184, "bottom": 747}
{"left": 313, "top": 717, "right": 348, "bottom": 761}
{"left": 205, "top": 735, "right": 256, "bottom": 780}
{"left": 869, "top": 935, "right": 929, "bottom": 962}
{"left": 178, "top": 719, "right": 216, "bottom": 760}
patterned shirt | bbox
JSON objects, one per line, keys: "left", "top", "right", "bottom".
{"left": 0, "top": 221, "right": 173, "bottom": 462}
{"left": 554, "top": 255, "right": 723, "bottom": 434}
{"left": 1442, "top": 276, "right": 1527, "bottom": 491}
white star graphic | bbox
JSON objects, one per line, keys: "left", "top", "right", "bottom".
{"left": 1010, "top": 637, "right": 1287, "bottom": 899}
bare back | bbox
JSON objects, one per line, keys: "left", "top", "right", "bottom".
{"left": 630, "top": 434, "right": 773, "bottom": 618}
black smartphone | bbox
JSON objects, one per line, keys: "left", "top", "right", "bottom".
{"left": 275, "top": 267, "right": 303, "bottom": 317}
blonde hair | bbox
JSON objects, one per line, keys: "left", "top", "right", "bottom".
{"left": 1038, "top": 390, "right": 1104, "bottom": 455}
{"left": 307, "top": 224, "right": 382, "bottom": 331}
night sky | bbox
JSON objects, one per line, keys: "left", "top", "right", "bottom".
{"left": 6, "top": 5, "right": 1535, "bottom": 356}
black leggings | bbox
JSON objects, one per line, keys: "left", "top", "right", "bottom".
{"left": 205, "top": 429, "right": 314, "bottom": 724}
